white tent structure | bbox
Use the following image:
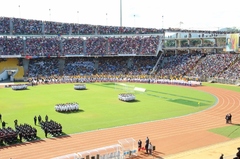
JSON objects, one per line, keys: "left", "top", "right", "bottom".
{"left": 118, "top": 138, "right": 138, "bottom": 158}
{"left": 77, "top": 144, "right": 122, "bottom": 159}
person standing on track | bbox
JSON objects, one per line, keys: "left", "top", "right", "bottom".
{"left": 225, "top": 114, "right": 229, "bottom": 124}
{"left": 138, "top": 139, "right": 142, "bottom": 151}
{"left": 219, "top": 154, "right": 224, "bottom": 159}
{"left": 145, "top": 137, "right": 149, "bottom": 154}
{"left": 228, "top": 113, "right": 232, "bottom": 123}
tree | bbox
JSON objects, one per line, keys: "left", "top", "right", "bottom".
{"left": 164, "top": 40, "right": 175, "bottom": 47}
{"left": 224, "top": 27, "right": 240, "bottom": 32}
{"left": 189, "top": 39, "right": 201, "bottom": 47}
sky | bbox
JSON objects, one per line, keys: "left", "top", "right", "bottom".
{"left": 0, "top": 0, "right": 239, "bottom": 31}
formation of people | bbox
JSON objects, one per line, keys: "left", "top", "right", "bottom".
{"left": 0, "top": 127, "right": 18, "bottom": 145}
{"left": 0, "top": 113, "right": 63, "bottom": 145}
{"left": 55, "top": 103, "right": 79, "bottom": 112}
{"left": 15, "top": 123, "right": 37, "bottom": 141}
{"left": 74, "top": 84, "right": 86, "bottom": 90}
{"left": 118, "top": 93, "right": 136, "bottom": 102}
{"left": 11, "top": 84, "right": 28, "bottom": 90}
{"left": 40, "top": 120, "right": 62, "bottom": 138}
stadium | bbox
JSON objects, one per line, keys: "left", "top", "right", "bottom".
{"left": 1, "top": 1, "right": 240, "bottom": 159}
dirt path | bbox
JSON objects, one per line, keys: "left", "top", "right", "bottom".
{"left": 0, "top": 85, "right": 239, "bottom": 159}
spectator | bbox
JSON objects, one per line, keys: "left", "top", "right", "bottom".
{"left": 145, "top": 137, "right": 149, "bottom": 154}
{"left": 138, "top": 139, "right": 142, "bottom": 151}
{"left": 148, "top": 142, "right": 153, "bottom": 155}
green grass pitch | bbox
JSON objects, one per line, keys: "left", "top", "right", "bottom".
{"left": 0, "top": 82, "right": 217, "bottom": 140}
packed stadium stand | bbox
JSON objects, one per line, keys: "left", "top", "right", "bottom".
{"left": 0, "top": 16, "right": 240, "bottom": 85}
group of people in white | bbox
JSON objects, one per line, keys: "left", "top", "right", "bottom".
{"left": 118, "top": 93, "right": 136, "bottom": 102}
{"left": 155, "top": 79, "right": 202, "bottom": 86}
{"left": 11, "top": 84, "right": 28, "bottom": 90}
{"left": 54, "top": 102, "right": 79, "bottom": 112}
{"left": 74, "top": 84, "right": 86, "bottom": 90}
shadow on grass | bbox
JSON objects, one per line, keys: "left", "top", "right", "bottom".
{"left": 167, "top": 98, "right": 207, "bottom": 107}
{"left": 231, "top": 123, "right": 240, "bottom": 126}
{"left": 147, "top": 89, "right": 212, "bottom": 103}
{"left": 0, "top": 133, "right": 71, "bottom": 149}
{"left": 125, "top": 100, "right": 141, "bottom": 103}
{"left": 57, "top": 109, "right": 85, "bottom": 114}
{"left": 0, "top": 137, "right": 46, "bottom": 150}
{"left": 12, "top": 88, "right": 30, "bottom": 91}
{"left": 102, "top": 83, "right": 115, "bottom": 85}
{"left": 74, "top": 88, "right": 88, "bottom": 91}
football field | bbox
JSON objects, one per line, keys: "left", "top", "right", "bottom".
{"left": 0, "top": 83, "right": 216, "bottom": 139}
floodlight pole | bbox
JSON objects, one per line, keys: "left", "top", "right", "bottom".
{"left": 134, "top": 14, "right": 135, "bottom": 27}
{"left": 120, "top": 0, "right": 122, "bottom": 26}
{"left": 49, "top": 9, "right": 51, "bottom": 21}
{"left": 162, "top": 15, "right": 164, "bottom": 29}
{"left": 106, "top": 13, "right": 108, "bottom": 25}
{"left": 18, "top": 5, "right": 21, "bottom": 18}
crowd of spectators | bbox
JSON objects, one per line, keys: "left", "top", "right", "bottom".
{"left": 27, "top": 58, "right": 60, "bottom": 77}
{"left": 140, "top": 36, "right": 160, "bottom": 55}
{"left": 97, "top": 57, "right": 128, "bottom": 75}
{"left": 62, "top": 37, "right": 84, "bottom": 55}
{"left": 85, "top": 37, "right": 108, "bottom": 55}
{"left": 26, "top": 56, "right": 153, "bottom": 78}
{"left": 44, "top": 21, "right": 70, "bottom": 35}
{"left": 216, "top": 54, "right": 240, "bottom": 80}
{"left": 0, "top": 36, "right": 160, "bottom": 56}
{"left": 12, "top": 18, "right": 42, "bottom": 35}
{"left": 128, "top": 56, "right": 158, "bottom": 75}
{"left": 62, "top": 56, "right": 158, "bottom": 77}
{"left": 108, "top": 36, "right": 142, "bottom": 55}
{"left": 96, "top": 25, "right": 161, "bottom": 35}
{"left": 0, "top": 17, "right": 163, "bottom": 35}
{"left": 0, "top": 17, "right": 10, "bottom": 34}
{"left": 25, "top": 53, "right": 240, "bottom": 81}
{"left": 157, "top": 53, "right": 202, "bottom": 78}
{"left": 71, "top": 24, "right": 95, "bottom": 35}
{"left": 63, "top": 57, "right": 95, "bottom": 76}
{"left": 25, "top": 37, "right": 61, "bottom": 56}
{"left": 0, "top": 36, "right": 24, "bottom": 55}
{"left": 186, "top": 53, "right": 238, "bottom": 78}
{"left": 1, "top": 17, "right": 235, "bottom": 36}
